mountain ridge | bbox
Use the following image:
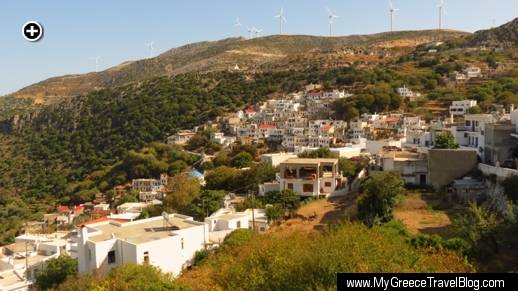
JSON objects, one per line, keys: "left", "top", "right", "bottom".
{"left": 7, "top": 29, "right": 469, "bottom": 104}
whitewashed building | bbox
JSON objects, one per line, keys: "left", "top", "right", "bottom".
{"left": 449, "top": 100, "right": 478, "bottom": 116}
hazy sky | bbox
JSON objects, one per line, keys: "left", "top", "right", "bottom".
{"left": 0, "top": 0, "right": 516, "bottom": 96}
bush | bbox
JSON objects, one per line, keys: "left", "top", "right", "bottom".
{"left": 193, "top": 249, "right": 209, "bottom": 266}
{"left": 36, "top": 255, "right": 78, "bottom": 290}
{"left": 222, "top": 229, "right": 256, "bottom": 248}
{"left": 358, "top": 172, "right": 405, "bottom": 227}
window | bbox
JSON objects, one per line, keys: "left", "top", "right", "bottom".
{"left": 181, "top": 238, "right": 184, "bottom": 250}
{"left": 303, "top": 184, "right": 314, "bottom": 192}
{"left": 287, "top": 183, "right": 293, "bottom": 190}
{"left": 237, "top": 221, "right": 241, "bottom": 228}
{"left": 108, "top": 250, "right": 116, "bottom": 264}
{"left": 324, "top": 182, "right": 332, "bottom": 187}
{"left": 143, "top": 251, "right": 149, "bottom": 264}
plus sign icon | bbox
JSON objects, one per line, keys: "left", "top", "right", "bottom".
{"left": 22, "top": 21, "right": 44, "bottom": 42}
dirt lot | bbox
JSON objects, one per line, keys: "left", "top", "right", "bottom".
{"left": 394, "top": 192, "right": 453, "bottom": 235}
{"left": 272, "top": 193, "right": 359, "bottom": 233}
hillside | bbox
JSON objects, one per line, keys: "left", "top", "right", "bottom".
{"left": 469, "top": 17, "right": 518, "bottom": 47}
{"left": 8, "top": 30, "right": 468, "bottom": 104}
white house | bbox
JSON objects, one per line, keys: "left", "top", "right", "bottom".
{"left": 167, "top": 130, "right": 196, "bottom": 146}
{"left": 204, "top": 208, "right": 249, "bottom": 243}
{"left": 76, "top": 213, "right": 208, "bottom": 277}
{"left": 277, "top": 158, "right": 344, "bottom": 197}
{"left": 451, "top": 114, "right": 495, "bottom": 159}
{"left": 465, "top": 66, "right": 482, "bottom": 79}
{"left": 449, "top": 100, "right": 478, "bottom": 116}
{"left": 397, "top": 85, "right": 421, "bottom": 101}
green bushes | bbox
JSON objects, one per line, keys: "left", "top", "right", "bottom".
{"left": 178, "top": 223, "right": 472, "bottom": 290}
{"left": 35, "top": 255, "right": 78, "bottom": 290}
{"left": 358, "top": 172, "right": 405, "bottom": 227}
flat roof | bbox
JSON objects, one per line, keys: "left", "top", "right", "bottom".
{"left": 282, "top": 158, "right": 338, "bottom": 165}
{"left": 86, "top": 214, "right": 202, "bottom": 245}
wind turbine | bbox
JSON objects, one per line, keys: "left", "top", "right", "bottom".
{"left": 255, "top": 27, "right": 263, "bottom": 38}
{"left": 234, "top": 17, "right": 243, "bottom": 37}
{"left": 90, "top": 56, "right": 101, "bottom": 72}
{"left": 275, "top": 7, "right": 287, "bottom": 34}
{"left": 327, "top": 7, "right": 338, "bottom": 37}
{"left": 438, "top": 0, "right": 446, "bottom": 30}
{"left": 247, "top": 26, "right": 255, "bottom": 39}
{"left": 389, "top": 0, "right": 400, "bottom": 32}
{"left": 145, "top": 41, "right": 155, "bottom": 58}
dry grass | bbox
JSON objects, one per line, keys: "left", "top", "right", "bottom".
{"left": 394, "top": 192, "right": 452, "bottom": 235}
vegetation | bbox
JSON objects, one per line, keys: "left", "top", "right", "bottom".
{"left": 434, "top": 132, "right": 460, "bottom": 149}
{"left": 177, "top": 223, "right": 472, "bottom": 290}
{"left": 57, "top": 263, "right": 183, "bottom": 291}
{"left": 358, "top": 172, "right": 405, "bottom": 227}
{"left": 35, "top": 255, "right": 78, "bottom": 290}
{"left": 501, "top": 175, "right": 518, "bottom": 202}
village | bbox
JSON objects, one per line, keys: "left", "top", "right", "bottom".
{"left": 2, "top": 63, "right": 518, "bottom": 290}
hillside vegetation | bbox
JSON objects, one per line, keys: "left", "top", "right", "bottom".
{"left": 9, "top": 30, "right": 468, "bottom": 103}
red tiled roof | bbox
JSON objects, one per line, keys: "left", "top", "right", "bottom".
{"left": 78, "top": 217, "right": 128, "bottom": 227}
{"left": 245, "top": 106, "right": 256, "bottom": 113}
{"left": 57, "top": 206, "right": 70, "bottom": 213}
{"left": 258, "top": 124, "right": 276, "bottom": 129}
{"left": 384, "top": 117, "right": 401, "bottom": 123}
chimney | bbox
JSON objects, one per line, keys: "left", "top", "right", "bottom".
{"left": 78, "top": 225, "right": 89, "bottom": 273}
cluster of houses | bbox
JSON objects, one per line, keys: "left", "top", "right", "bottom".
{"left": 4, "top": 79, "right": 518, "bottom": 290}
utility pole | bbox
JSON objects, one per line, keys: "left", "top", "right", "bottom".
{"left": 249, "top": 190, "right": 256, "bottom": 231}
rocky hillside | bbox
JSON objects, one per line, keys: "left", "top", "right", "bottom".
{"left": 8, "top": 30, "right": 468, "bottom": 104}
{"left": 469, "top": 17, "right": 518, "bottom": 47}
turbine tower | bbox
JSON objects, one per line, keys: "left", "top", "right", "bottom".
{"left": 275, "top": 7, "right": 287, "bottom": 34}
{"left": 234, "top": 17, "right": 243, "bottom": 37}
{"left": 145, "top": 41, "right": 155, "bottom": 58}
{"left": 327, "top": 7, "right": 338, "bottom": 37}
{"left": 247, "top": 26, "right": 255, "bottom": 39}
{"left": 438, "top": 0, "right": 445, "bottom": 30}
{"left": 90, "top": 56, "right": 101, "bottom": 72}
{"left": 255, "top": 27, "right": 263, "bottom": 38}
{"left": 389, "top": 0, "right": 400, "bottom": 32}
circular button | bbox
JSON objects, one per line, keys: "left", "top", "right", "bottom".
{"left": 22, "top": 21, "right": 44, "bottom": 42}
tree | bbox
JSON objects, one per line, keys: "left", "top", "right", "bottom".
{"left": 502, "top": 175, "right": 518, "bottom": 203}
{"left": 298, "top": 147, "right": 338, "bottom": 159}
{"left": 264, "top": 189, "right": 301, "bottom": 217}
{"left": 188, "top": 190, "right": 226, "bottom": 219}
{"left": 265, "top": 204, "right": 284, "bottom": 222}
{"left": 205, "top": 166, "right": 240, "bottom": 191}
{"left": 118, "top": 190, "right": 139, "bottom": 205}
{"left": 434, "top": 132, "right": 459, "bottom": 149}
{"left": 230, "top": 151, "right": 253, "bottom": 168}
{"left": 338, "top": 158, "right": 357, "bottom": 180}
{"left": 164, "top": 175, "right": 201, "bottom": 211}
{"left": 35, "top": 255, "right": 78, "bottom": 290}
{"left": 357, "top": 172, "right": 405, "bottom": 227}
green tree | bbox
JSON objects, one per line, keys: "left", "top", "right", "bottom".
{"left": 164, "top": 175, "right": 201, "bottom": 211}
{"left": 230, "top": 151, "right": 253, "bottom": 168}
{"left": 35, "top": 255, "right": 78, "bottom": 290}
{"left": 338, "top": 158, "right": 357, "bottom": 179}
{"left": 434, "top": 132, "right": 459, "bottom": 149}
{"left": 264, "top": 189, "right": 301, "bottom": 217}
{"left": 205, "top": 166, "right": 240, "bottom": 191}
{"left": 357, "top": 172, "right": 405, "bottom": 227}
{"left": 188, "top": 190, "right": 226, "bottom": 219}
{"left": 298, "top": 147, "right": 338, "bottom": 159}
{"left": 265, "top": 204, "right": 284, "bottom": 222}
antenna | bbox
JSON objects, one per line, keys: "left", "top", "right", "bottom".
{"left": 326, "top": 7, "right": 339, "bottom": 36}
{"left": 89, "top": 56, "right": 101, "bottom": 72}
{"left": 247, "top": 26, "right": 255, "bottom": 39}
{"left": 234, "top": 17, "right": 243, "bottom": 37}
{"left": 389, "top": 0, "right": 400, "bottom": 32}
{"left": 145, "top": 41, "right": 155, "bottom": 58}
{"left": 275, "top": 7, "right": 287, "bottom": 34}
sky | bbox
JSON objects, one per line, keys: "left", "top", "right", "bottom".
{"left": 0, "top": 0, "right": 517, "bottom": 96}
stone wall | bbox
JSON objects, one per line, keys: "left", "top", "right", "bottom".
{"left": 428, "top": 149, "right": 478, "bottom": 189}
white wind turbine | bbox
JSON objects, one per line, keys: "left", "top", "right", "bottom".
{"left": 389, "top": 0, "right": 400, "bottom": 32}
{"left": 90, "top": 56, "right": 101, "bottom": 72}
{"left": 438, "top": 0, "right": 446, "bottom": 30}
{"left": 247, "top": 26, "right": 255, "bottom": 39}
{"left": 234, "top": 17, "right": 243, "bottom": 37}
{"left": 145, "top": 41, "right": 155, "bottom": 58}
{"left": 255, "top": 27, "right": 263, "bottom": 38}
{"left": 275, "top": 7, "right": 287, "bottom": 34}
{"left": 327, "top": 7, "right": 339, "bottom": 37}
